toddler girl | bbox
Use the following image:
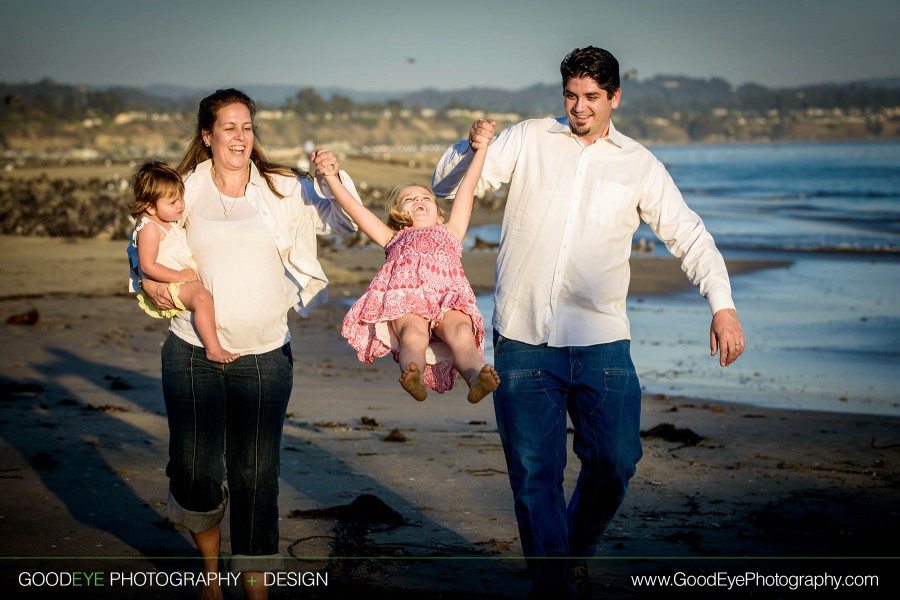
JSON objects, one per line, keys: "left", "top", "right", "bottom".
{"left": 312, "top": 146, "right": 499, "bottom": 402}
{"left": 129, "top": 161, "right": 238, "bottom": 363}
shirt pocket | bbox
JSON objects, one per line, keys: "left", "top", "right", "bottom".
{"left": 588, "top": 180, "right": 635, "bottom": 227}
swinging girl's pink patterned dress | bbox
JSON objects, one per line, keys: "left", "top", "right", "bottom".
{"left": 341, "top": 224, "right": 485, "bottom": 393}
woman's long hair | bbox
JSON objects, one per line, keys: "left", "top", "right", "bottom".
{"left": 177, "top": 88, "right": 293, "bottom": 198}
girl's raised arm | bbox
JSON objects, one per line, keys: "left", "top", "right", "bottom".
{"left": 314, "top": 150, "right": 395, "bottom": 248}
{"left": 444, "top": 145, "right": 487, "bottom": 242}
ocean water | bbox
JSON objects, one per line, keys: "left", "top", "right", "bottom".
{"left": 470, "top": 141, "right": 900, "bottom": 416}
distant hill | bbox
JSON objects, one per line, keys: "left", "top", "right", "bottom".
{"left": 852, "top": 77, "right": 900, "bottom": 89}
{"left": 397, "top": 76, "right": 900, "bottom": 115}
{"left": 141, "top": 84, "right": 408, "bottom": 107}
{"left": 399, "top": 83, "right": 560, "bottom": 114}
{"left": 4, "top": 75, "right": 899, "bottom": 117}
{"left": 3, "top": 75, "right": 898, "bottom": 156}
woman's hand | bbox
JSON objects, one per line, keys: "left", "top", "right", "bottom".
{"left": 310, "top": 148, "right": 340, "bottom": 178}
{"left": 142, "top": 278, "right": 175, "bottom": 310}
{"left": 176, "top": 269, "right": 199, "bottom": 283}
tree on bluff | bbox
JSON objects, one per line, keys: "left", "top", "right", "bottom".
{"left": 292, "top": 87, "right": 326, "bottom": 116}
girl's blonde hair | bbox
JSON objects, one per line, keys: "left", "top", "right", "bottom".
{"left": 129, "top": 161, "right": 184, "bottom": 219}
{"left": 385, "top": 183, "right": 445, "bottom": 231}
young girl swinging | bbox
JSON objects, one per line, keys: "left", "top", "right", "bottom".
{"left": 313, "top": 145, "right": 499, "bottom": 403}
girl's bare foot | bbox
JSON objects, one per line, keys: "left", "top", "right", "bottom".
{"left": 400, "top": 363, "right": 427, "bottom": 401}
{"left": 206, "top": 347, "right": 239, "bottom": 364}
{"left": 467, "top": 365, "right": 500, "bottom": 404}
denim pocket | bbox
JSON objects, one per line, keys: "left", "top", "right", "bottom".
{"left": 501, "top": 369, "right": 545, "bottom": 380}
{"left": 591, "top": 368, "right": 629, "bottom": 414}
{"left": 603, "top": 368, "right": 628, "bottom": 392}
{"left": 497, "top": 368, "right": 549, "bottom": 398}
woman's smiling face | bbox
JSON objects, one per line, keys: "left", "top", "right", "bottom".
{"left": 202, "top": 102, "right": 254, "bottom": 174}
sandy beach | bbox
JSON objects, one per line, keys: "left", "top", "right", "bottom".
{"left": 1, "top": 234, "right": 898, "bottom": 598}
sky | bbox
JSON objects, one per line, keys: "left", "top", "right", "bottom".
{"left": 3, "top": 0, "right": 899, "bottom": 92}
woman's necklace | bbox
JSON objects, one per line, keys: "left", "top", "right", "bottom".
{"left": 211, "top": 164, "right": 249, "bottom": 218}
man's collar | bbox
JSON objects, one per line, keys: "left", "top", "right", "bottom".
{"left": 605, "top": 121, "right": 626, "bottom": 148}
{"left": 549, "top": 117, "right": 625, "bottom": 148}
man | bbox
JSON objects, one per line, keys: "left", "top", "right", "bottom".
{"left": 432, "top": 46, "right": 744, "bottom": 597}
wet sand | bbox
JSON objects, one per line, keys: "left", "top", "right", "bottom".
{"left": 1, "top": 235, "right": 898, "bottom": 598}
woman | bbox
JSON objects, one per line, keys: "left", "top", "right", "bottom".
{"left": 140, "top": 88, "right": 360, "bottom": 599}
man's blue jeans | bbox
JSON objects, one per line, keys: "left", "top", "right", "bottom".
{"left": 493, "top": 333, "right": 643, "bottom": 597}
{"left": 161, "top": 333, "right": 292, "bottom": 573}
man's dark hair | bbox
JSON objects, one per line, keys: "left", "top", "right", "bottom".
{"left": 560, "top": 46, "right": 620, "bottom": 98}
